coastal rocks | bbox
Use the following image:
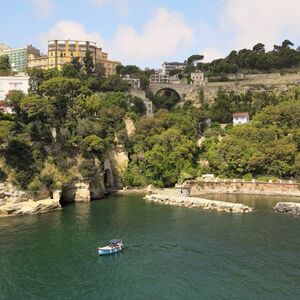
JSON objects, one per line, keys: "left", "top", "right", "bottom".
{"left": 74, "top": 182, "right": 91, "bottom": 202}
{"left": 0, "top": 183, "right": 29, "bottom": 205}
{"left": 61, "top": 177, "right": 106, "bottom": 204}
{"left": 145, "top": 194, "right": 253, "bottom": 213}
{"left": 273, "top": 202, "right": 300, "bottom": 216}
{"left": 0, "top": 190, "right": 62, "bottom": 217}
{"left": 61, "top": 182, "right": 92, "bottom": 203}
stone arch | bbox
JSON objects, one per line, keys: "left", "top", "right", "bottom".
{"left": 155, "top": 87, "right": 181, "bottom": 101}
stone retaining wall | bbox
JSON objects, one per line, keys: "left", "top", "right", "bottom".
{"left": 189, "top": 180, "right": 300, "bottom": 197}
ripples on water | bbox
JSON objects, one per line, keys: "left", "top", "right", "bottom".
{"left": 0, "top": 194, "right": 300, "bottom": 300}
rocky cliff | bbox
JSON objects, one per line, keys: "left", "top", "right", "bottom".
{"left": 0, "top": 185, "right": 61, "bottom": 217}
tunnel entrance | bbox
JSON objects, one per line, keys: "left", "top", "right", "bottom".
{"left": 104, "top": 168, "right": 113, "bottom": 191}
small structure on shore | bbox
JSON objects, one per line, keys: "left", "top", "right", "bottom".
{"left": 233, "top": 112, "right": 250, "bottom": 125}
{"left": 175, "top": 184, "right": 190, "bottom": 197}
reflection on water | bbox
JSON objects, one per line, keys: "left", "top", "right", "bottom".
{"left": 0, "top": 194, "right": 300, "bottom": 300}
{"left": 202, "top": 193, "right": 300, "bottom": 210}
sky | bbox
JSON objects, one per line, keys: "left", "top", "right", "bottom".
{"left": 1, "top": 0, "right": 300, "bottom": 68}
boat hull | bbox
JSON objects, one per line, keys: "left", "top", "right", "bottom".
{"left": 98, "top": 247, "right": 122, "bottom": 255}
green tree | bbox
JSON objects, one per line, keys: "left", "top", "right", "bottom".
{"left": 62, "top": 57, "right": 82, "bottom": 78}
{"left": 0, "top": 55, "right": 11, "bottom": 75}
{"left": 187, "top": 54, "right": 204, "bottom": 66}
{"left": 5, "top": 90, "right": 25, "bottom": 122}
{"left": 83, "top": 49, "right": 94, "bottom": 76}
{"left": 0, "top": 120, "right": 14, "bottom": 143}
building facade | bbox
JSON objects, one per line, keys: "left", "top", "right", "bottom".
{"left": 28, "top": 40, "right": 120, "bottom": 77}
{"left": 122, "top": 75, "right": 141, "bottom": 89}
{"left": 0, "top": 45, "right": 40, "bottom": 72}
{"left": 0, "top": 75, "right": 29, "bottom": 100}
{"left": 233, "top": 112, "right": 250, "bottom": 125}
{"left": 191, "top": 71, "right": 205, "bottom": 87}
{"left": 162, "top": 62, "right": 187, "bottom": 75}
{"left": 0, "top": 43, "right": 10, "bottom": 52}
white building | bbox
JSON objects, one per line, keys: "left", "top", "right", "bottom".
{"left": 162, "top": 62, "right": 187, "bottom": 76}
{"left": 191, "top": 71, "right": 205, "bottom": 87}
{"left": 0, "top": 75, "right": 29, "bottom": 100}
{"left": 233, "top": 112, "right": 250, "bottom": 125}
{"left": 144, "top": 99, "right": 153, "bottom": 117}
{"left": 122, "top": 75, "right": 141, "bottom": 89}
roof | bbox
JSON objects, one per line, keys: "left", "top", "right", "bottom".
{"left": 108, "top": 239, "right": 122, "bottom": 244}
{"left": 233, "top": 112, "right": 249, "bottom": 118}
{"left": 163, "top": 62, "right": 187, "bottom": 66}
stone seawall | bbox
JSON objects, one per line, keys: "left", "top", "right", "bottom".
{"left": 190, "top": 180, "right": 300, "bottom": 197}
{"left": 273, "top": 202, "right": 300, "bottom": 216}
{"left": 145, "top": 194, "right": 253, "bottom": 213}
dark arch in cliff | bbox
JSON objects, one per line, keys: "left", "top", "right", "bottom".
{"left": 104, "top": 168, "right": 113, "bottom": 191}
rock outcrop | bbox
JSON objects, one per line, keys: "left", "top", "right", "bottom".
{"left": 0, "top": 183, "right": 29, "bottom": 206}
{"left": 0, "top": 190, "right": 62, "bottom": 217}
{"left": 145, "top": 193, "right": 253, "bottom": 213}
{"left": 273, "top": 202, "right": 300, "bottom": 216}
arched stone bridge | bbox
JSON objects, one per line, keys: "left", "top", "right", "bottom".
{"left": 149, "top": 83, "right": 195, "bottom": 99}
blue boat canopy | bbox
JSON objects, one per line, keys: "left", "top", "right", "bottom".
{"left": 108, "top": 239, "right": 122, "bottom": 244}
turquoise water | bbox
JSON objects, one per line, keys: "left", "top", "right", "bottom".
{"left": 0, "top": 194, "right": 300, "bottom": 300}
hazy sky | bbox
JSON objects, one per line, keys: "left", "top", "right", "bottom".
{"left": 2, "top": 0, "right": 300, "bottom": 68}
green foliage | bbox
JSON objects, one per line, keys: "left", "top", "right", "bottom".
{"left": 187, "top": 54, "right": 204, "bottom": 66}
{"left": 4, "top": 139, "right": 37, "bottom": 189}
{"left": 62, "top": 57, "right": 83, "bottom": 78}
{"left": 40, "top": 163, "right": 63, "bottom": 190}
{"left": 153, "top": 89, "right": 181, "bottom": 110}
{"left": 5, "top": 90, "right": 25, "bottom": 121}
{"left": 201, "top": 94, "right": 300, "bottom": 179}
{"left": 82, "top": 135, "right": 106, "bottom": 156}
{"left": 128, "top": 96, "right": 146, "bottom": 116}
{"left": 200, "top": 39, "right": 300, "bottom": 76}
{"left": 116, "top": 64, "right": 153, "bottom": 90}
{"left": 79, "top": 159, "right": 97, "bottom": 179}
{"left": 101, "top": 75, "right": 129, "bottom": 92}
{"left": 83, "top": 49, "right": 94, "bottom": 76}
{"left": 125, "top": 109, "right": 198, "bottom": 187}
{"left": 0, "top": 55, "right": 11, "bottom": 75}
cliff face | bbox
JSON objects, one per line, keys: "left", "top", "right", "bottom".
{"left": 108, "top": 147, "right": 129, "bottom": 189}
{"left": 0, "top": 143, "right": 129, "bottom": 216}
{"left": 0, "top": 184, "right": 61, "bottom": 217}
{"left": 61, "top": 175, "right": 106, "bottom": 204}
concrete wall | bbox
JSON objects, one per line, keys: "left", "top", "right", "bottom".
{"left": 189, "top": 179, "right": 300, "bottom": 197}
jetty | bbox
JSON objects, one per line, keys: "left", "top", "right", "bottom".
{"left": 145, "top": 194, "right": 253, "bottom": 213}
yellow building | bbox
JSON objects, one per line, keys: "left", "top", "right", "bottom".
{"left": 28, "top": 40, "right": 120, "bottom": 77}
{"left": 28, "top": 54, "right": 48, "bottom": 70}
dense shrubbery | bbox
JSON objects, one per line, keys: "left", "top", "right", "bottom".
{"left": 0, "top": 67, "right": 146, "bottom": 190}
{"left": 200, "top": 86, "right": 300, "bottom": 123}
{"left": 1, "top": 47, "right": 300, "bottom": 189}
{"left": 196, "top": 40, "right": 300, "bottom": 76}
{"left": 200, "top": 89, "right": 300, "bottom": 179}
{"left": 124, "top": 107, "right": 202, "bottom": 187}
